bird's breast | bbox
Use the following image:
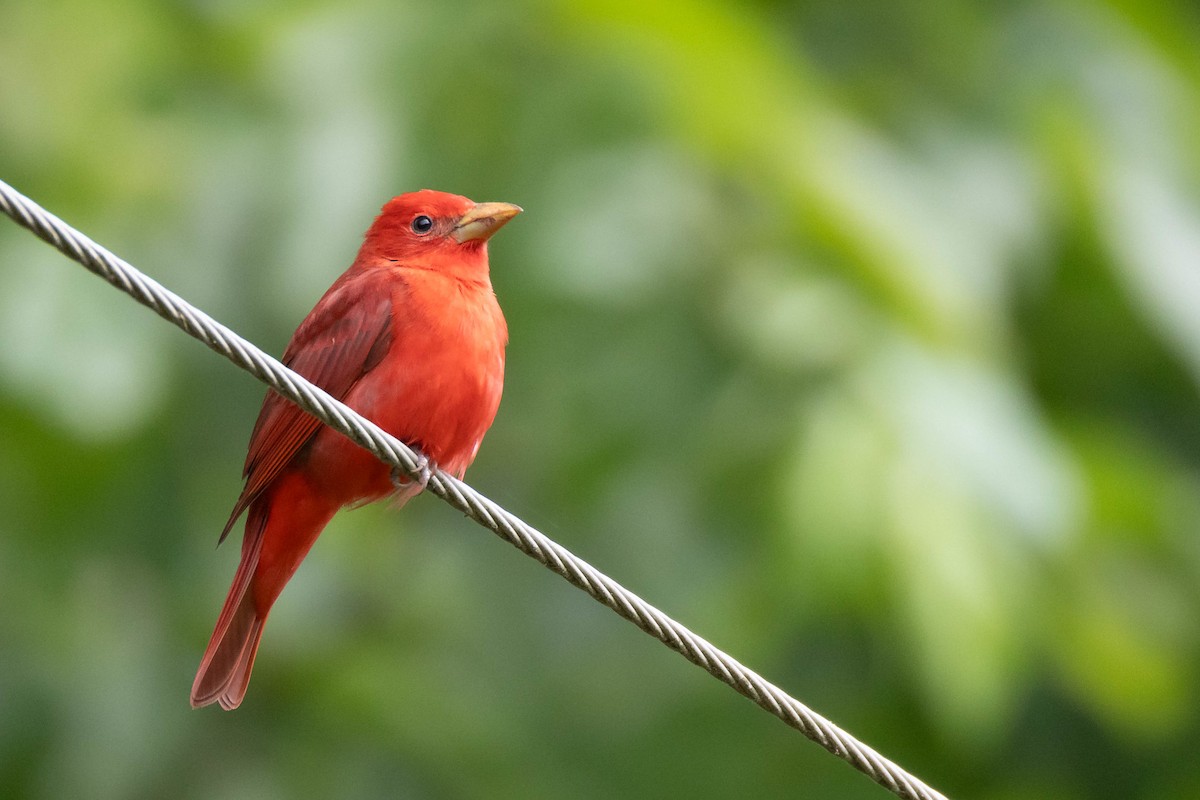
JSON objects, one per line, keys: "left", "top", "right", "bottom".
{"left": 348, "top": 272, "right": 507, "bottom": 478}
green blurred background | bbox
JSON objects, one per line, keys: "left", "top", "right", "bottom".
{"left": 3, "top": 0, "right": 1200, "bottom": 797}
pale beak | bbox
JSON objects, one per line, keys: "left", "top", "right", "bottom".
{"left": 451, "top": 202, "right": 522, "bottom": 243}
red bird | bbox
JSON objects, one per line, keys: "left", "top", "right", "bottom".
{"left": 191, "top": 190, "right": 519, "bottom": 710}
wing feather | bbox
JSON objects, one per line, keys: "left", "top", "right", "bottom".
{"left": 218, "top": 270, "right": 394, "bottom": 542}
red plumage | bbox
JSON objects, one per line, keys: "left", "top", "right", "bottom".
{"left": 191, "top": 190, "right": 519, "bottom": 710}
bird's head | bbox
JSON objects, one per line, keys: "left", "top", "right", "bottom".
{"left": 358, "top": 190, "right": 521, "bottom": 283}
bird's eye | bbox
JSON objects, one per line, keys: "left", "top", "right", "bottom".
{"left": 411, "top": 215, "right": 434, "bottom": 234}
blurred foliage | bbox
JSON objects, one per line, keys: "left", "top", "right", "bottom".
{"left": 2, "top": 0, "right": 1200, "bottom": 798}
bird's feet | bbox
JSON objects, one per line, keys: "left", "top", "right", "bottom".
{"left": 391, "top": 450, "right": 435, "bottom": 492}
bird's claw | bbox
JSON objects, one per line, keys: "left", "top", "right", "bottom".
{"left": 391, "top": 450, "right": 434, "bottom": 493}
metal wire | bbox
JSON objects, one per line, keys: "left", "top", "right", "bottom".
{"left": 0, "top": 178, "right": 950, "bottom": 800}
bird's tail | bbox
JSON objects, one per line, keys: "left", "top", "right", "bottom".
{"left": 191, "top": 591, "right": 265, "bottom": 710}
{"left": 191, "top": 504, "right": 269, "bottom": 711}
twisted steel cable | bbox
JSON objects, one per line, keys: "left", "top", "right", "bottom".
{"left": 0, "top": 178, "right": 949, "bottom": 800}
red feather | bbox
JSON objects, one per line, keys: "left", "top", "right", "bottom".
{"left": 218, "top": 277, "right": 394, "bottom": 544}
{"left": 192, "top": 190, "right": 517, "bottom": 709}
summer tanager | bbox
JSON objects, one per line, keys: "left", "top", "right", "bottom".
{"left": 191, "top": 190, "right": 519, "bottom": 710}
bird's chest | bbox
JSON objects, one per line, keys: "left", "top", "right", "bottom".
{"left": 348, "top": 278, "right": 506, "bottom": 473}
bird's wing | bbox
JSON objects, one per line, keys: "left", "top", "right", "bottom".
{"left": 218, "top": 270, "right": 394, "bottom": 542}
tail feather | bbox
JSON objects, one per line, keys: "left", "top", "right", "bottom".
{"left": 191, "top": 503, "right": 269, "bottom": 710}
{"left": 191, "top": 591, "right": 266, "bottom": 710}
{"left": 193, "top": 472, "right": 339, "bottom": 710}
{"left": 219, "top": 612, "right": 265, "bottom": 711}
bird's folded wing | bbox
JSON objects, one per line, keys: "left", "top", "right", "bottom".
{"left": 219, "top": 271, "right": 394, "bottom": 542}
